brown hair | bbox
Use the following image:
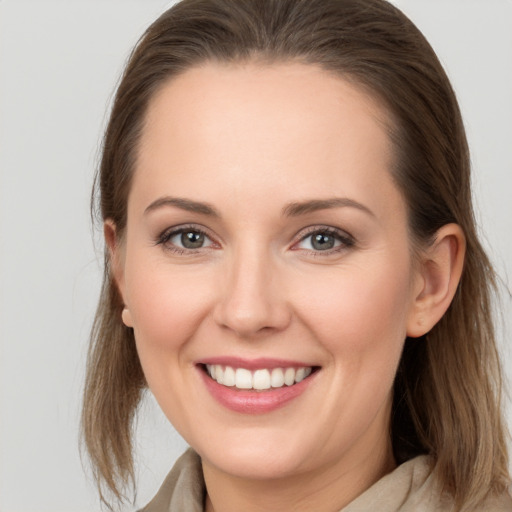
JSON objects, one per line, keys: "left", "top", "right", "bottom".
{"left": 82, "top": 0, "right": 510, "bottom": 509}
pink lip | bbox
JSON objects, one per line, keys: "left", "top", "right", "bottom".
{"left": 196, "top": 363, "right": 317, "bottom": 414}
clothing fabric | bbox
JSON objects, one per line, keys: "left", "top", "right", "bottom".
{"left": 140, "top": 449, "right": 512, "bottom": 512}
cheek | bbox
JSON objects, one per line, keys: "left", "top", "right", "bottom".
{"left": 295, "top": 259, "right": 412, "bottom": 434}
{"left": 124, "top": 254, "right": 215, "bottom": 364}
{"left": 294, "top": 257, "right": 412, "bottom": 364}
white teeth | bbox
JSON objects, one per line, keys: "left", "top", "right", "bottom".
{"left": 205, "top": 364, "right": 313, "bottom": 390}
{"left": 214, "top": 364, "right": 224, "bottom": 385}
{"left": 253, "top": 369, "right": 271, "bottom": 390}
{"left": 295, "top": 367, "right": 306, "bottom": 383}
{"left": 271, "top": 368, "right": 285, "bottom": 388}
{"left": 223, "top": 366, "right": 236, "bottom": 387}
{"left": 284, "top": 368, "right": 295, "bottom": 386}
{"left": 235, "top": 368, "right": 253, "bottom": 389}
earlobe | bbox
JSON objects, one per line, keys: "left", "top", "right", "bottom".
{"left": 407, "top": 224, "right": 466, "bottom": 338}
{"left": 104, "top": 220, "right": 129, "bottom": 317}
{"left": 122, "top": 307, "right": 134, "bottom": 328}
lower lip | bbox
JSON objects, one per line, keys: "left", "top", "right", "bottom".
{"left": 198, "top": 367, "right": 316, "bottom": 414}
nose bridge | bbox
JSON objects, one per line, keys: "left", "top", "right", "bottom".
{"left": 214, "top": 239, "right": 290, "bottom": 337}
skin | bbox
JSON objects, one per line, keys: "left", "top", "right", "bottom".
{"left": 107, "top": 62, "right": 465, "bottom": 512}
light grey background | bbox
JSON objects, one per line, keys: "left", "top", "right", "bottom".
{"left": 0, "top": 1, "right": 511, "bottom": 511}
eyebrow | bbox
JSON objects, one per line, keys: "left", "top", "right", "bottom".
{"left": 144, "top": 196, "right": 220, "bottom": 217}
{"left": 144, "top": 195, "right": 374, "bottom": 218}
{"left": 282, "top": 198, "right": 375, "bottom": 218}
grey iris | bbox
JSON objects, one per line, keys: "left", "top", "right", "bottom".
{"left": 181, "top": 231, "right": 205, "bottom": 249}
{"left": 312, "top": 233, "right": 335, "bottom": 250}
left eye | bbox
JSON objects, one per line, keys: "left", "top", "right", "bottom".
{"left": 296, "top": 230, "right": 351, "bottom": 251}
{"left": 167, "top": 229, "right": 213, "bottom": 250}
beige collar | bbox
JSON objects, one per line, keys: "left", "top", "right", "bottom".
{"left": 141, "top": 448, "right": 512, "bottom": 512}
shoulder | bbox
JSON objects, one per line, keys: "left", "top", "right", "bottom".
{"left": 141, "top": 451, "right": 512, "bottom": 512}
{"left": 342, "top": 455, "right": 512, "bottom": 512}
{"left": 139, "top": 448, "right": 205, "bottom": 512}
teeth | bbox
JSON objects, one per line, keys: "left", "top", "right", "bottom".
{"left": 223, "top": 366, "right": 236, "bottom": 386}
{"left": 205, "top": 364, "right": 313, "bottom": 390}
{"left": 214, "top": 364, "right": 224, "bottom": 385}
{"left": 270, "top": 368, "right": 285, "bottom": 388}
{"left": 295, "top": 367, "right": 306, "bottom": 383}
{"left": 235, "top": 368, "right": 253, "bottom": 389}
{"left": 284, "top": 367, "right": 295, "bottom": 386}
{"left": 253, "top": 369, "right": 271, "bottom": 390}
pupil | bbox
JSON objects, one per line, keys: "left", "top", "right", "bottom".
{"left": 312, "top": 233, "right": 334, "bottom": 250}
{"left": 181, "top": 231, "right": 204, "bottom": 249}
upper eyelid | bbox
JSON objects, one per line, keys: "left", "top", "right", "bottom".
{"left": 156, "top": 224, "right": 218, "bottom": 247}
{"left": 294, "top": 225, "right": 354, "bottom": 240}
{"left": 155, "top": 223, "right": 354, "bottom": 248}
{"left": 291, "top": 225, "right": 355, "bottom": 251}
{"left": 159, "top": 223, "right": 215, "bottom": 238}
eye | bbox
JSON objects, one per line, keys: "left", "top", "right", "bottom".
{"left": 173, "top": 230, "right": 208, "bottom": 249}
{"left": 157, "top": 226, "right": 215, "bottom": 252}
{"left": 294, "top": 228, "right": 354, "bottom": 253}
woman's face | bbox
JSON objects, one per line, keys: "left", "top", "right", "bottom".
{"left": 113, "top": 62, "right": 424, "bottom": 480}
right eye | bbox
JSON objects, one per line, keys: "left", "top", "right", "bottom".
{"left": 157, "top": 226, "right": 215, "bottom": 253}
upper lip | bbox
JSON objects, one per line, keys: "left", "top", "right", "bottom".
{"left": 195, "top": 356, "right": 317, "bottom": 371}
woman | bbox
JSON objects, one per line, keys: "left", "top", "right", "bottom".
{"left": 81, "top": 0, "right": 512, "bottom": 510}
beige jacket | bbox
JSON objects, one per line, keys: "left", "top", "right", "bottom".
{"left": 141, "top": 449, "right": 512, "bottom": 512}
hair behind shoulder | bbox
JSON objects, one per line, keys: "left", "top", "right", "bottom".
{"left": 81, "top": 0, "right": 511, "bottom": 509}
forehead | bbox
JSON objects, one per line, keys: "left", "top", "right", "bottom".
{"left": 133, "top": 61, "right": 400, "bottom": 221}
{"left": 139, "top": 61, "right": 392, "bottom": 161}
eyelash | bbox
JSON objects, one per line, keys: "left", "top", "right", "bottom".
{"left": 293, "top": 226, "right": 355, "bottom": 255}
{"left": 155, "top": 224, "right": 216, "bottom": 255}
{"left": 155, "top": 224, "right": 355, "bottom": 256}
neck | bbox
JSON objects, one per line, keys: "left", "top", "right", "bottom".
{"left": 202, "top": 426, "right": 395, "bottom": 512}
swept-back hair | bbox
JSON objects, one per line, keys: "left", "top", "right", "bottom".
{"left": 82, "top": 0, "right": 510, "bottom": 509}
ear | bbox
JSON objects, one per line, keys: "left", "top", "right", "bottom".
{"left": 104, "top": 220, "right": 134, "bottom": 327}
{"left": 407, "top": 224, "right": 466, "bottom": 338}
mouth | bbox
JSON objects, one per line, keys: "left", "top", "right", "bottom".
{"left": 196, "top": 359, "right": 320, "bottom": 413}
{"left": 202, "top": 364, "right": 316, "bottom": 391}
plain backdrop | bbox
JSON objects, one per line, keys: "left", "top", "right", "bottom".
{"left": 0, "top": 1, "right": 511, "bottom": 511}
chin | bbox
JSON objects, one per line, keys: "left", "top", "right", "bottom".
{"left": 191, "top": 425, "right": 323, "bottom": 480}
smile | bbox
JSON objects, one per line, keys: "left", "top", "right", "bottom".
{"left": 205, "top": 364, "right": 313, "bottom": 390}
{"left": 197, "top": 359, "right": 319, "bottom": 414}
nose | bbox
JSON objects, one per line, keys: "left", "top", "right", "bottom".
{"left": 213, "top": 246, "right": 292, "bottom": 338}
